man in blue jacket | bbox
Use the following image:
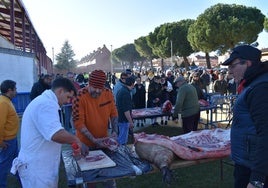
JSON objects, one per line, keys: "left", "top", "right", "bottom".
{"left": 222, "top": 45, "right": 268, "bottom": 188}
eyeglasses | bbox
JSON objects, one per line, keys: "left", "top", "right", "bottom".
{"left": 229, "top": 60, "right": 245, "bottom": 69}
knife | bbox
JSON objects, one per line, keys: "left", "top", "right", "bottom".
{"left": 188, "top": 146, "right": 202, "bottom": 152}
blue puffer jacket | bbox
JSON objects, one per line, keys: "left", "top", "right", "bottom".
{"left": 231, "top": 73, "right": 268, "bottom": 168}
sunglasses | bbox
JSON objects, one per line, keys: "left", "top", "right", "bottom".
{"left": 229, "top": 60, "right": 245, "bottom": 69}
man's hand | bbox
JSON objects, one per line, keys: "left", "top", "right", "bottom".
{"left": 80, "top": 142, "right": 89, "bottom": 156}
{"left": 129, "top": 122, "right": 134, "bottom": 129}
{"left": 173, "top": 118, "right": 178, "bottom": 123}
{"left": 72, "top": 141, "right": 89, "bottom": 159}
{"left": 95, "top": 137, "right": 119, "bottom": 151}
{"left": 94, "top": 138, "right": 108, "bottom": 149}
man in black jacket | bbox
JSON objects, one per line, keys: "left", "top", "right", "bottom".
{"left": 30, "top": 74, "right": 52, "bottom": 100}
{"left": 222, "top": 45, "right": 268, "bottom": 188}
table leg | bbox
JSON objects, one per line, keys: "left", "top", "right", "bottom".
{"left": 220, "top": 159, "right": 223, "bottom": 180}
{"left": 206, "top": 110, "right": 209, "bottom": 129}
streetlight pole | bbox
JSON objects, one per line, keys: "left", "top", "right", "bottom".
{"left": 110, "top": 45, "right": 113, "bottom": 74}
{"left": 170, "top": 40, "right": 173, "bottom": 66}
{"left": 52, "top": 47, "right": 54, "bottom": 74}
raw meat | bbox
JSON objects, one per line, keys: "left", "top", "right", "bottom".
{"left": 162, "top": 100, "right": 172, "bottom": 113}
{"left": 85, "top": 154, "right": 105, "bottom": 162}
{"left": 134, "top": 128, "right": 230, "bottom": 160}
{"left": 135, "top": 141, "right": 175, "bottom": 184}
{"left": 76, "top": 150, "right": 116, "bottom": 171}
{"left": 99, "top": 137, "right": 119, "bottom": 151}
{"left": 198, "top": 99, "right": 210, "bottom": 107}
{"left": 132, "top": 107, "right": 163, "bottom": 118}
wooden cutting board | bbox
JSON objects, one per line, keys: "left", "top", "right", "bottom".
{"left": 76, "top": 150, "right": 116, "bottom": 171}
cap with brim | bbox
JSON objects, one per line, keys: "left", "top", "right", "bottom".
{"left": 222, "top": 45, "right": 261, "bottom": 66}
{"left": 88, "top": 70, "right": 106, "bottom": 89}
{"left": 120, "top": 72, "right": 128, "bottom": 79}
{"left": 125, "top": 69, "right": 132, "bottom": 75}
{"left": 125, "top": 76, "right": 136, "bottom": 86}
{"left": 174, "top": 76, "right": 185, "bottom": 84}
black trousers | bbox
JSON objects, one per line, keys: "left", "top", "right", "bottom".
{"left": 182, "top": 111, "right": 200, "bottom": 133}
{"left": 234, "top": 163, "right": 268, "bottom": 188}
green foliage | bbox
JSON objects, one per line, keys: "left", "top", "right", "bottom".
{"left": 147, "top": 24, "right": 168, "bottom": 58}
{"left": 55, "top": 40, "right": 77, "bottom": 71}
{"left": 188, "top": 3, "right": 265, "bottom": 54}
{"left": 112, "top": 43, "right": 142, "bottom": 68}
{"left": 147, "top": 20, "right": 195, "bottom": 58}
{"left": 134, "top": 36, "right": 154, "bottom": 60}
{"left": 264, "top": 17, "right": 268, "bottom": 32}
{"left": 172, "top": 19, "right": 196, "bottom": 58}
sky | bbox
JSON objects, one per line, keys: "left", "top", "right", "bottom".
{"left": 21, "top": 0, "right": 268, "bottom": 61}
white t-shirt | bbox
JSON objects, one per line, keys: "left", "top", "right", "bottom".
{"left": 16, "top": 90, "right": 64, "bottom": 188}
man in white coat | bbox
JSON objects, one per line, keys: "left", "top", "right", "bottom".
{"left": 11, "top": 77, "right": 88, "bottom": 188}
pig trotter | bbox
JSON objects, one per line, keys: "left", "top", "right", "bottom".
{"left": 161, "top": 166, "right": 173, "bottom": 185}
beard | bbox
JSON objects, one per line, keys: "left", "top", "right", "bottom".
{"left": 90, "top": 91, "right": 101, "bottom": 98}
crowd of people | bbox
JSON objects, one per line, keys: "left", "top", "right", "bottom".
{"left": 0, "top": 45, "right": 267, "bottom": 188}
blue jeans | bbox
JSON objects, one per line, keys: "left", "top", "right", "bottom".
{"left": 117, "top": 122, "right": 129, "bottom": 145}
{"left": 62, "top": 104, "right": 72, "bottom": 131}
{"left": 0, "top": 138, "right": 20, "bottom": 188}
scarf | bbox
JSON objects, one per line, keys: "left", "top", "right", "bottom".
{"left": 237, "top": 79, "right": 246, "bottom": 94}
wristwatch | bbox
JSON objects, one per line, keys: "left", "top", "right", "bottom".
{"left": 250, "top": 181, "right": 264, "bottom": 188}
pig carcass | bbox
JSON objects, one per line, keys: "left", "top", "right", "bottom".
{"left": 134, "top": 128, "right": 230, "bottom": 160}
{"left": 135, "top": 141, "right": 175, "bottom": 184}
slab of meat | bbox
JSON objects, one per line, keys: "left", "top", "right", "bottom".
{"left": 98, "top": 137, "right": 119, "bottom": 151}
{"left": 134, "top": 128, "right": 230, "bottom": 160}
{"left": 132, "top": 107, "right": 163, "bottom": 119}
{"left": 85, "top": 154, "right": 105, "bottom": 162}
{"left": 162, "top": 100, "right": 172, "bottom": 113}
{"left": 135, "top": 141, "right": 175, "bottom": 184}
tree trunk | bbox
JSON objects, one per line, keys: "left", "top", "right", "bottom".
{"left": 150, "top": 59, "right": 153, "bottom": 70}
{"left": 183, "top": 56, "right": 190, "bottom": 71}
{"left": 130, "top": 61, "right": 134, "bottom": 69}
{"left": 161, "top": 58, "right": 164, "bottom": 71}
{"left": 139, "top": 61, "right": 144, "bottom": 73}
{"left": 205, "top": 52, "right": 212, "bottom": 69}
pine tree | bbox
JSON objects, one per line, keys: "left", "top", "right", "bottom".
{"left": 55, "top": 40, "right": 77, "bottom": 72}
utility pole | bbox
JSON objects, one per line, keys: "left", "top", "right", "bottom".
{"left": 110, "top": 45, "right": 113, "bottom": 74}
{"left": 170, "top": 40, "right": 173, "bottom": 66}
{"left": 52, "top": 47, "right": 54, "bottom": 74}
